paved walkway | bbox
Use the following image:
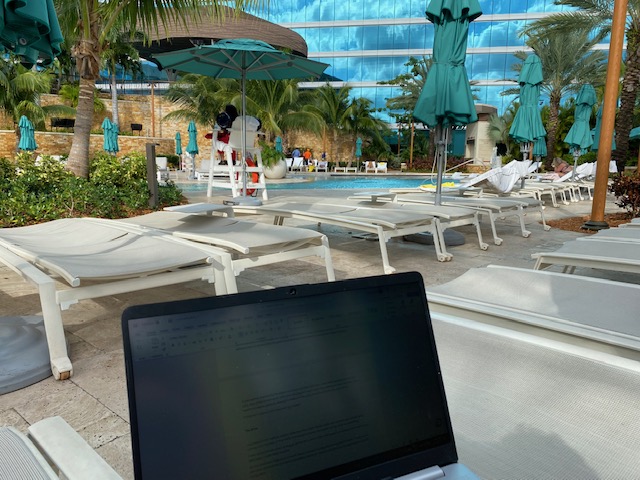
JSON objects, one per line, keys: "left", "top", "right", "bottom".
{"left": 0, "top": 184, "right": 633, "bottom": 479}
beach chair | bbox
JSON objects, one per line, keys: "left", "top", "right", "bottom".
{"left": 364, "top": 161, "right": 377, "bottom": 173}
{"left": 375, "top": 161, "right": 388, "bottom": 173}
{"left": 532, "top": 238, "right": 640, "bottom": 276}
{"left": 194, "top": 159, "right": 211, "bottom": 180}
{"left": 291, "top": 157, "right": 306, "bottom": 171}
{"left": 118, "top": 205, "right": 335, "bottom": 281}
{"left": 427, "top": 265, "right": 640, "bottom": 357}
{"left": 0, "top": 416, "right": 122, "bottom": 479}
{"left": 316, "top": 160, "right": 328, "bottom": 172}
{"left": 0, "top": 218, "right": 236, "bottom": 379}
{"left": 232, "top": 199, "right": 447, "bottom": 273}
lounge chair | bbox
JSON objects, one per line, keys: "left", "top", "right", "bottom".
{"left": 429, "top": 285, "right": 640, "bottom": 478}
{"left": 532, "top": 238, "right": 640, "bottom": 275}
{"left": 345, "top": 195, "right": 490, "bottom": 250}
{"left": 118, "top": 205, "right": 335, "bottom": 281}
{"left": 580, "top": 226, "right": 640, "bottom": 243}
{"left": 316, "top": 160, "right": 328, "bottom": 172}
{"left": 194, "top": 159, "right": 211, "bottom": 180}
{"left": 0, "top": 218, "right": 236, "bottom": 379}
{"left": 391, "top": 192, "right": 549, "bottom": 245}
{"left": 232, "top": 199, "right": 447, "bottom": 273}
{"left": 291, "top": 157, "right": 306, "bottom": 172}
{"left": 426, "top": 265, "right": 640, "bottom": 357}
{"left": 0, "top": 416, "right": 122, "bottom": 479}
{"left": 375, "top": 161, "right": 388, "bottom": 173}
{"left": 364, "top": 161, "right": 377, "bottom": 173}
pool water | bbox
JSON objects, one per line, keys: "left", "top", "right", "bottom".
{"left": 177, "top": 175, "right": 459, "bottom": 192}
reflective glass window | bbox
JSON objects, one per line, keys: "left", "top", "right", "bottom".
{"left": 392, "top": 25, "right": 410, "bottom": 50}
{"left": 361, "top": 57, "right": 379, "bottom": 82}
{"left": 320, "top": 1, "right": 335, "bottom": 21}
{"left": 362, "top": 26, "right": 380, "bottom": 51}
{"left": 378, "top": 25, "right": 395, "bottom": 50}
{"left": 409, "top": 24, "right": 427, "bottom": 50}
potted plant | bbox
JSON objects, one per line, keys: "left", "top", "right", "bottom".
{"left": 259, "top": 141, "right": 287, "bottom": 179}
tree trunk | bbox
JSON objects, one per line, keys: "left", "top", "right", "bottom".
{"left": 545, "top": 92, "right": 561, "bottom": 170}
{"left": 66, "top": 77, "right": 96, "bottom": 178}
{"left": 612, "top": 27, "right": 640, "bottom": 174}
{"left": 111, "top": 73, "right": 119, "bottom": 129}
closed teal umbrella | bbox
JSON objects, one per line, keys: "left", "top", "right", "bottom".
{"left": 413, "top": 0, "right": 482, "bottom": 204}
{"left": 592, "top": 105, "right": 616, "bottom": 152}
{"left": 175, "top": 132, "right": 182, "bottom": 155}
{"left": 355, "top": 137, "right": 362, "bottom": 157}
{"left": 509, "top": 54, "right": 546, "bottom": 155}
{"left": 101, "top": 117, "right": 119, "bottom": 154}
{"left": 153, "top": 39, "right": 328, "bottom": 201}
{"left": 275, "top": 136, "right": 283, "bottom": 153}
{"left": 564, "top": 84, "right": 596, "bottom": 178}
{"left": 0, "top": 0, "right": 63, "bottom": 67}
{"left": 18, "top": 115, "right": 37, "bottom": 151}
{"left": 186, "top": 121, "right": 198, "bottom": 180}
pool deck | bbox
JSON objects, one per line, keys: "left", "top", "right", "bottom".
{"left": 1, "top": 178, "right": 638, "bottom": 479}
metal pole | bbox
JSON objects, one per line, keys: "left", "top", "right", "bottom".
{"left": 145, "top": 143, "right": 158, "bottom": 208}
{"left": 583, "top": 0, "right": 628, "bottom": 230}
{"left": 435, "top": 125, "right": 448, "bottom": 206}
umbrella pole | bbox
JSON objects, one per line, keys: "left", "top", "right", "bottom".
{"left": 241, "top": 68, "right": 248, "bottom": 197}
{"left": 571, "top": 148, "right": 580, "bottom": 181}
{"left": 435, "top": 125, "right": 448, "bottom": 206}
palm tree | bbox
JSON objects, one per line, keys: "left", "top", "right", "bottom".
{"left": 310, "top": 84, "right": 353, "bottom": 163}
{"left": 486, "top": 107, "right": 516, "bottom": 159}
{"left": 522, "top": 0, "right": 639, "bottom": 171}
{"left": 245, "top": 79, "right": 324, "bottom": 143}
{"left": 54, "top": 0, "right": 263, "bottom": 178}
{"left": 163, "top": 74, "right": 238, "bottom": 130}
{"left": 344, "top": 97, "right": 390, "bottom": 155}
{"left": 0, "top": 56, "right": 74, "bottom": 137}
{"left": 504, "top": 29, "right": 606, "bottom": 168}
{"left": 101, "top": 30, "right": 145, "bottom": 129}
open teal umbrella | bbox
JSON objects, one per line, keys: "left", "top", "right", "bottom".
{"left": 153, "top": 39, "right": 328, "bottom": 202}
{"left": 509, "top": 54, "right": 546, "bottom": 164}
{"left": 564, "top": 84, "right": 596, "bottom": 179}
{"left": 101, "top": 117, "right": 119, "bottom": 154}
{"left": 18, "top": 115, "right": 37, "bottom": 151}
{"left": 413, "top": 0, "right": 482, "bottom": 205}
{"left": 0, "top": 0, "right": 63, "bottom": 67}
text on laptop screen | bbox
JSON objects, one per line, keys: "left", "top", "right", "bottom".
{"left": 124, "top": 275, "right": 453, "bottom": 479}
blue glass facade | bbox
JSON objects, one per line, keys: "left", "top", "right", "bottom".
{"left": 250, "top": 0, "right": 600, "bottom": 121}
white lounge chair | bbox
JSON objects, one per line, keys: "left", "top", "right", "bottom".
{"left": 118, "top": 206, "right": 335, "bottom": 281}
{"left": 427, "top": 265, "right": 640, "bottom": 357}
{"left": 0, "top": 218, "right": 236, "bottom": 379}
{"left": 364, "top": 161, "right": 377, "bottom": 173}
{"left": 194, "top": 159, "right": 211, "bottom": 180}
{"left": 579, "top": 226, "right": 640, "bottom": 243}
{"left": 375, "top": 161, "right": 388, "bottom": 173}
{"left": 232, "top": 199, "right": 447, "bottom": 273}
{"left": 0, "top": 416, "right": 122, "bottom": 479}
{"left": 291, "top": 157, "right": 306, "bottom": 172}
{"left": 429, "top": 292, "right": 640, "bottom": 478}
{"left": 532, "top": 238, "right": 640, "bottom": 276}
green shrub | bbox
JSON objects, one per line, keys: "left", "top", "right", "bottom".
{"left": 609, "top": 172, "right": 640, "bottom": 217}
{"left": 1, "top": 152, "right": 186, "bottom": 227}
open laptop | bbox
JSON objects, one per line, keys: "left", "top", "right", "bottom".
{"left": 122, "top": 272, "right": 478, "bottom": 480}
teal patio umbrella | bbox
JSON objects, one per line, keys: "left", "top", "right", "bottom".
{"left": 175, "top": 132, "right": 182, "bottom": 155}
{"left": 101, "top": 117, "right": 119, "bottom": 154}
{"left": 18, "top": 115, "right": 37, "bottom": 151}
{"left": 509, "top": 54, "right": 546, "bottom": 173}
{"left": 275, "top": 136, "right": 283, "bottom": 153}
{"left": 186, "top": 121, "right": 198, "bottom": 180}
{"left": 413, "top": 0, "right": 482, "bottom": 205}
{"left": 0, "top": 0, "right": 63, "bottom": 67}
{"left": 355, "top": 137, "right": 363, "bottom": 170}
{"left": 592, "top": 105, "right": 616, "bottom": 152}
{"left": 564, "top": 84, "right": 596, "bottom": 179}
{"left": 153, "top": 39, "right": 328, "bottom": 203}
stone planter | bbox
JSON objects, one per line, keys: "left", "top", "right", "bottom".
{"left": 263, "top": 159, "right": 287, "bottom": 179}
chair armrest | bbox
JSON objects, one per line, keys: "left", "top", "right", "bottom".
{"left": 28, "top": 416, "right": 122, "bottom": 480}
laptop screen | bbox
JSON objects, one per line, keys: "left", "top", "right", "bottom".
{"left": 122, "top": 272, "right": 457, "bottom": 480}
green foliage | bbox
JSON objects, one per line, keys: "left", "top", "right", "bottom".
{"left": 258, "top": 141, "right": 285, "bottom": 167}
{"left": 610, "top": 172, "right": 640, "bottom": 217}
{"left": 1, "top": 152, "right": 185, "bottom": 227}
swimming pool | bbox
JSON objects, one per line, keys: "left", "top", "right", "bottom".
{"left": 177, "top": 175, "right": 459, "bottom": 192}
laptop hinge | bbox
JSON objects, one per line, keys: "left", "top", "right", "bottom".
{"left": 395, "top": 465, "right": 445, "bottom": 480}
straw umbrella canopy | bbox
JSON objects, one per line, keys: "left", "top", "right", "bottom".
{"left": 153, "top": 39, "right": 328, "bottom": 202}
{"left": 0, "top": 0, "right": 63, "bottom": 67}
{"left": 509, "top": 54, "right": 546, "bottom": 164}
{"left": 18, "top": 115, "right": 37, "bottom": 151}
{"left": 564, "top": 84, "right": 597, "bottom": 178}
{"left": 413, "top": 0, "right": 482, "bottom": 205}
